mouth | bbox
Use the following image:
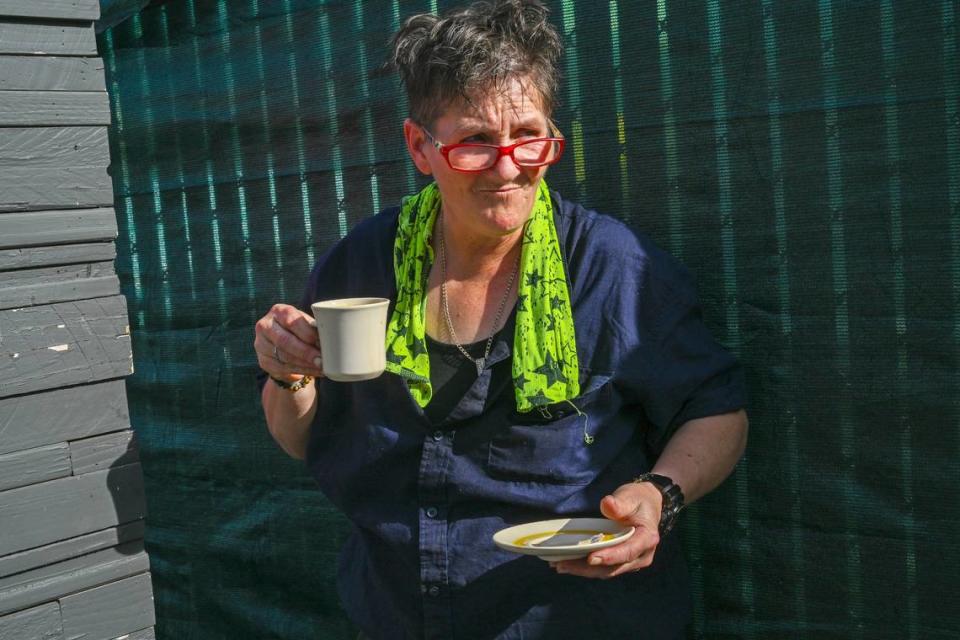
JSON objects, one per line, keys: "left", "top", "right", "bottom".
{"left": 478, "top": 185, "right": 524, "bottom": 195}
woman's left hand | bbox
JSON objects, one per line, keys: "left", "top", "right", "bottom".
{"left": 550, "top": 481, "right": 663, "bottom": 579}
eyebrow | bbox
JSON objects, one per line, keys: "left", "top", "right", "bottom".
{"left": 451, "top": 118, "right": 547, "bottom": 136}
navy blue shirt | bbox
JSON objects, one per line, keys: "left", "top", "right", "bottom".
{"left": 298, "top": 192, "right": 746, "bottom": 640}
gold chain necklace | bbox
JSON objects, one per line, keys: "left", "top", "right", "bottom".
{"left": 437, "top": 213, "right": 520, "bottom": 376}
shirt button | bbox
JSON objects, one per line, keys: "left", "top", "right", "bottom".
{"left": 428, "top": 585, "right": 440, "bottom": 597}
{"left": 432, "top": 430, "right": 443, "bottom": 441}
{"left": 425, "top": 507, "right": 438, "bottom": 518}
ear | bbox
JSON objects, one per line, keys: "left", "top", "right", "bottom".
{"left": 403, "top": 118, "right": 434, "bottom": 176}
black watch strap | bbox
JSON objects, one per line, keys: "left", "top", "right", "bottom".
{"left": 634, "top": 473, "right": 685, "bottom": 535}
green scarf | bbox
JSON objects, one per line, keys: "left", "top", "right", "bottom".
{"left": 384, "top": 180, "right": 579, "bottom": 412}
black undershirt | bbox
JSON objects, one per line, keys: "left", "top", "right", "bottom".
{"left": 423, "top": 307, "right": 517, "bottom": 425}
{"left": 423, "top": 335, "right": 488, "bottom": 425}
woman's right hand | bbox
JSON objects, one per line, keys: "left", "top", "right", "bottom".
{"left": 254, "top": 304, "right": 325, "bottom": 382}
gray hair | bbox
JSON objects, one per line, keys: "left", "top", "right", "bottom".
{"left": 387, "top": 0, "right": 563, "bottom": 126}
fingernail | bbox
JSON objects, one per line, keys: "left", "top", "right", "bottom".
{"left": 313, "top": 357, "right": 323, "bottom": 368}
{"left": 589, "top": 557, "right": 603, "bottom": 566}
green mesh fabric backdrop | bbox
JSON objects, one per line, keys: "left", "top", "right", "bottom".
{"left": 96, "top": 1, "right": 959, "bottom": 638}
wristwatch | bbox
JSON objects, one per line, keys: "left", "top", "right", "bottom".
{"left": 633, "top": 473, "right": 685, "bottom": 535}
{"left": 269, "top": 374, "right": 314, "bottom": 392}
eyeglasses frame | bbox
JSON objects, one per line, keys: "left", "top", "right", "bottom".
{"left": 417, "top": 124, "right": 566, "bottom": 174}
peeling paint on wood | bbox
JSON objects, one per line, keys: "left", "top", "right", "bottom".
{"left": 0, "top": 91, "right": 110, "bottom": 126}
{"left": 0, "top": 442, "right": 71, "bottom": 492}
{"left": 0, "top": 261, "right": 119, "bottom": 309}
{"left": 0, "top": 380, "right": 130, "bottom": 455}
{"left": 0, "top": 127, "right": 109, "bottom": 168}
{"left": 0, "top": 542, "right": 148, "bottom": 616}
{"left": 0, "top": 57, "right": 105, "bottom": 91}
{"left": 0, "top": 521, "right": 144, "bottom": 579}
{"left": 0, "top": 602, "right": 63, "bottom": 640}
{"left": 0, "top": 464, "right": 146, "bottom": 557}
{"left": 0, "top": 22, "right": 97, "bottom": 56}
{"left": 70, "top": 430, "right": 139, "bottom": 476}
{"left": 60, "top": 572, "right": 154, "bottom": 640}
{"left": 0, "top": 297, "right": 131, "bottom": 398}
{"left": 0, "top": 208, "right": 117, "bottom": 249}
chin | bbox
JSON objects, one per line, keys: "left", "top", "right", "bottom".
{"left": 476, "top": 194, "right": 535, "bottom": 232}
{"left": 479, "top": 204, "right": 530, "bottom": 234}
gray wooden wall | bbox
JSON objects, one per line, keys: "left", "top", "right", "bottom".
{"left": 0, "top": 1, "right": 155, "bottom": 638}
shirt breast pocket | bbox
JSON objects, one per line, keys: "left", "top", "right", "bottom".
{"left": 486, "top": 379, "right": 610, "bottom": 486}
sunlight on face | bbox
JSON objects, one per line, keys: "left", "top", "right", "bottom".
{"left": 420, "top": 77, "right": 553, "bottom": 241}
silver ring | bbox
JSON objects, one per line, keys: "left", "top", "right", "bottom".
{"left": 273, "top": 344, "right": 285, "bottom": 364}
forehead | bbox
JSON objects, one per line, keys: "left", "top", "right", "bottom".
{"left": 437, "top": 78, "right": 548, "bottom": 130}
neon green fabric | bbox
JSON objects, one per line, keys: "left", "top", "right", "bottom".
{"left": 384, "top": 180, "right": 580, "bottom": 411}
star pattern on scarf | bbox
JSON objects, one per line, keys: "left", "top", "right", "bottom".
{"left": 534, "top": 351, "right": 567, "bottom": 388}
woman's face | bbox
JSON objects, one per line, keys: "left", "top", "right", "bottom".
{"left": 404, "top": 77, "right": 552, "bottom": 241}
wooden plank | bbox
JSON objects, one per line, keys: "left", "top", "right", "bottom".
{"left": 0, "top": 91, "right": 110, "bottom": 126}
{"left": 0, "top": 442, "right": 71, "bottom": 492}
{"left": 0, "top": 242, "right": 116, "bottom": 271}
{"left": 0, "top": 297, "right": 132, "bottom": 398}
{"left": 0, "top": 0, "right": 99, "bottom": 21}
{"left": 0, "top": 261, "right": 119, "bottom": 309}
{"left": 0, "top": 57, "right": 105, "bottom": 91}
{"left": 0, "top": 127, "right": 109, "bottom": 169}
{"left": 0, "top": 380, "right": 129, "bottom": 456}
{"left": 0, "top": 464, "right": 146, "bottom": 558}
{"left": 120, "top": 628, "right": 156, "bottom": 640}
{"left": 0, "top": 542, "right": 148, "bottom": 615}
{"left": 0, "top": 602, "right": 63, "bottom": 640}
{"left": 0, "top": 21, "right": 97, "bottom": 56}
{"left": 0, "top": 166, "right": 113, "bottom": 212}
{"left": 70, "top": 430, "right": 139, "bottom": 476}
{"left": 0, "top": 521, "right": 144, "bottom": 579}
{"left": 60, "top": 573, "right": 154, "bottom": 640}
{"left": 0, "top": 208, "right": 117, "bottom": 249}
{"left": 0, "top": 261, "right": 118, "bottom": 309}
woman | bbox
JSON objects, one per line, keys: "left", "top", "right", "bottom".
{"left": 254, "top": 1, "right": 748, "bottom": 638}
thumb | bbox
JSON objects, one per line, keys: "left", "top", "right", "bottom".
{"left": 599, "top": 491, "right": 636, "bottom": 523}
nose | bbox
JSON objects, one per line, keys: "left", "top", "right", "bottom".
{"left": 488, "top": 148, "right": 522, "bottom": 181}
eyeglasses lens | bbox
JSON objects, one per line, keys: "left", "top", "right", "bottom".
{"left": 448, "top": 140, "right": 560, "bottom": 170}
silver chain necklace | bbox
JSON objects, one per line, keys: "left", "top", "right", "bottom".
{"left": 437, "top": 213, "right": 520, "bottom": 376}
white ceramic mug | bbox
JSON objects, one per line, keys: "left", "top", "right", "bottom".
{"left": 310, "top": 297, "right": 389, "bottom": 382}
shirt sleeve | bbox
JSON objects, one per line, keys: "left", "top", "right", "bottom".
{"left": 616, "top": 248, "right": 747, "bottom": 452}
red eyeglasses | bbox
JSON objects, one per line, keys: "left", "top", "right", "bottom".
{"left": 420, "top": 125, "right": 565, "bottom": 173}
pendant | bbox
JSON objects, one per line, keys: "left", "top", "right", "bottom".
{"left": 475, "top": 358, "right": 485, "bottom": 376}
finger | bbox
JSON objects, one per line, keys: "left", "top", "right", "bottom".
{"left": 602, "top": 486, "right": 663, "bottom": 534}
{"left": 551, "top": 546, "right": 657, "bottom": 579}
{"left": 271, "top": 325, "right": 323, "bottom": 375}
{"left": 263, "top": 304, "right": 320, "bottom": 348}
{"left": 254, "top": 331, "right": 324, "bottom": 378}
{"left": 275, "top": 306, "right": 320, "bottom": 347}
{"left": 599, "top": 493, "right": 636, "bottom": 522}
{"left": 586, "top": 527, "right": 659, "bottom": 566}
{"left": 270, "top": 316, "right": 323, "bottom": 371}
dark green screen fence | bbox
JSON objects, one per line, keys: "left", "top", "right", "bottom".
{"left": 97, "top": 1, "right": 959, "bottom": 637}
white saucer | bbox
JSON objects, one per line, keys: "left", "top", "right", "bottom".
{"left": 492, "top": 517, "right": 634, "bottom": 561}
